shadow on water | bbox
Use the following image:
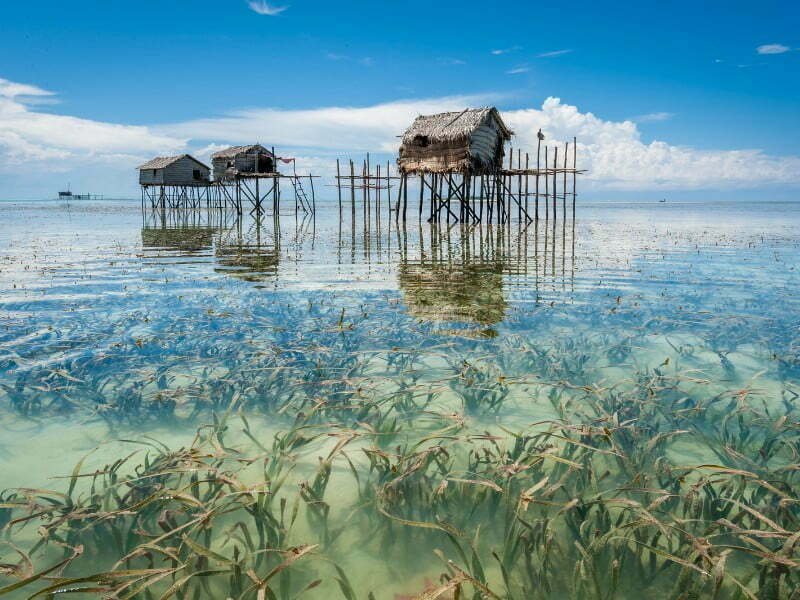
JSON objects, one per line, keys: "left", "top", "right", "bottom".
{"left": 140, "top": 205, "right": 576, "bottom": 321}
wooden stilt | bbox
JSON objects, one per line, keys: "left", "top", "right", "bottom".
{"left": 336, "top": 159, "right": 342, "bottom": 217}
{"left": 419, "top": 174, "right": 424, "bottom": 219}
{"left": 544, "top": 147, "right": 549, "bottom": 221}
{"left": 553, "top": 146, "right": 558, "bottom": 224}
{"left": 563, "top": 142, "right": 568, "bottom": 222}
{"left": 572, "top": 137, "right": 577, "bottom": 222}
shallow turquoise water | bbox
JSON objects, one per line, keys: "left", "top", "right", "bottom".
{"left": 0, "top": 199, "right": 798, "bottom": 598}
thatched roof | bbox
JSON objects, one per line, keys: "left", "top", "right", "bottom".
{"left": 211, "top": 144, "right": 272, "bottom": 160}
{"left": 137, "top": 154, "right": 209, "bottom": 170}
{"left": 400, "top": 107, "right": 512, "bottom": 147}
{"left": 398, "top": 107, "right": 513, "bottom": 174}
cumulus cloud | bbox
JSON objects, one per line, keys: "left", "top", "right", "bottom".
{"left": 756, "top": 44, "right": 790, "bottom": 55}
{"left": 503, "top": 98, "right": 800, "bottom": 190}
{"left": 247, "top": 1, "right": 287, "bottom": 16}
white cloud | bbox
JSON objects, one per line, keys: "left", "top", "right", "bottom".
{"left": 503, "top": 97, "right": 800, "bottom": 190}
{"left": 0, "top": 81, "right": 186, "bottom": 171}
{"left": 491, "top": 46, "right": 521, "bottom": 56}
{"left": 756, "top": 44, "right": 790, "bottom": 55}
{"left": 1, "top": 76, "right": 800, "bottom": 195}
{"left": 632, "top": 111, "right": 674, "bottom": 123}
{"left": 0, "top": 78, "right": 54, "bottom": 100}
{"left": 537, "top": 49, "right": 573, "bottom": 58}
{"left": 247, "top": 1, "right": 288, "bottom": 16}
{"left": 506, "top": 66, "right": 530, "bottom": 75}
{"left": 159, "top": 94, "right": 496, "bottom": 154}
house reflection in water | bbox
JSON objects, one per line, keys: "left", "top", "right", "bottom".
{"left": 140, "top": 209, "right": 220, "bottom": 254}
{"left": 140, "top": 226, "right": 218, "bottom": 254}
{"left": 397, "top": 225, "right": 516, "bottom": 334}
{"left": 213, "top": 219, "right": 280, "bottom": 283}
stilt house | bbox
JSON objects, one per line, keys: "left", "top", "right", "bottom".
{"left": 211, "top": 145, "right": 276, "bottom": 181}
{"left": 138, "top": 155, "right": 210, "bottom": 185}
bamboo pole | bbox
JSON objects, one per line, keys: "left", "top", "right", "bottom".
{"left": 336, "top": 158, "right": 342, "bottom": 216}
{"left": 563, "top": 142, "right": 568, "bottom": 222}
{"left": 544, "top": 147, "right": 549, "bottom": 221}
{"left": 517, "top": 148, "right": 522, "bottom": 222}
{"left": 419, "top": 173, "right": 424, "bottom": 219}
{"left": 535, "top": 134, "right": 541, "bottom": 221}
{"left": 572, "top": 137, "right": 577, "bottom": 222}
{"left": 553, "top": 146, "right": 558, "bottom": 224}
{"left": 403, "top": 174, "right": 408, "bottom": 221}
{"left": 350, "top": 160, "right": 355, "bottom": 223}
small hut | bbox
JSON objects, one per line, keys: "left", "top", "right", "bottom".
{"left": 211, "top": 145, "right": 275, "bottom": 181}
{"left": 397, "top": 107, "right": 512, "bottom": 175}
{"left": 138, "top": 154, "right": 210, "bottom": 185}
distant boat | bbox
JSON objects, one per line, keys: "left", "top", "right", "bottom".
{"left": 659, "top": 198, "right": 667, "bottom": 203}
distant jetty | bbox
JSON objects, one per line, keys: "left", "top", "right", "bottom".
{"left": 58, "top": 189, "right": 103, "bottom": 201}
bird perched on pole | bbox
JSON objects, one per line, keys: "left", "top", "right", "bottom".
{"left": 537, "top": 129, "right": 545, "bottom": 141}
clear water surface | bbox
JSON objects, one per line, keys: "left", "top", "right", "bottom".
{"left": 0, "top": 198, "right": 798, "bottom": 598}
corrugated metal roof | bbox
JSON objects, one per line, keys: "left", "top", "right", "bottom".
{"left": 211, "top": 144, "right": 273, "bottom": 159}
{"left": 137, "top": 154, "right": 210, "bottom": 170}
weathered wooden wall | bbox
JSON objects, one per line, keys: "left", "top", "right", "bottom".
{"left": 213, "top": 153, "right": 274, "bottom": 181}
{"left": 140, "top": 157, "right": 209, "bottom": 185}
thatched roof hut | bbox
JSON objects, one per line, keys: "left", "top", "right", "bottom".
{"left": 211, "top": 144, "right": 275, "bottom": 181}
{"left": 138, "top": 154, "right": 210, "bottom": 185}
{"left": 397, "top": 107, "right": 512, "bottom": 175}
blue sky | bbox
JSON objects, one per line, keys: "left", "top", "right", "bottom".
{"left": 0, "top": 0, "right": 798, "bottom": 198}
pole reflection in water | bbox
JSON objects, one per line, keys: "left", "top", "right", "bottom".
{"left": 141, "top": 204, "right": 577, "bottom": 313}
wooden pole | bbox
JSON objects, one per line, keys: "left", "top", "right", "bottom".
{"left": 517, "top": 148, "right": 522, "bottom": 222}
{"left": 479, "top": 175, "right": 484, "bottom": 222}
{"left": 544, "top": 147, "right": 549, "bottom": 221}
{"left": 366, "top": 152, "right": 370, "bottom": 205}
{"left": 553, "top": 146, "right": 558, "bottom": 224}
{"left": 363, "top": 160, "right": 368, "bottom": 231}
{"left": 429, "top": 174, "right": 435, "bottom": 222}
{"left": 563, "top": 142, "right": 568, "bottom": 222}
{"left": 336, "top": 158, "right": 342, "bottom": 216}
{"left": 419, "top": 173, "right": 424, "bottom": 219}
{"left": 350, "top": 160, "right": 356, "bottom": 223}
{"left": 386, "top": 161, "right": 391, "bottom": 221}
{"left": 572, "top": 137, "right": 577, "bottom": 222}
{"left": 535, "top": 135, "right": 541, "bottom": 221}
{"left": 524, "top": 152, "right": 530, "bottom": 217}
{"left": 402, "top": 174, "right": 408, "bottom": 221}
{"left": 395, "top": 172, "right": 404, "bottom": 220}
